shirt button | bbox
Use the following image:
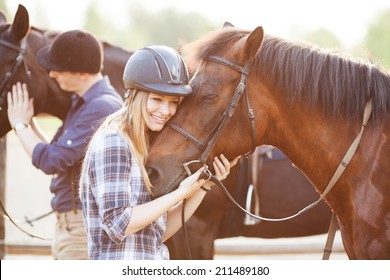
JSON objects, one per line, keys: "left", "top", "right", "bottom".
{"left": 66, "top": 140, "right": 72, "bottom": 145}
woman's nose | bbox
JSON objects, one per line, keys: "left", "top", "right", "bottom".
{"left": 159, "top": 102, "right": 170, "bottom": 115}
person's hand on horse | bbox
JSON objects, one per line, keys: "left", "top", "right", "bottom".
{"left": 7, "top": 82, "right": 34, "bottom": 128}
{"left": 203, "top": 154, "right": 241, "bottom": 190}
{"left": 177, "top": 167, "right": 207, "bottom": 199}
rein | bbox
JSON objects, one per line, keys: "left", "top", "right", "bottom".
{"left": 0, "top": 36, "right": 32, "bottom": 111}
{"left": 0, "top": 36, "right": 47, "bottom": 240}
{"left": 219, "top": 97, "right": 372, "bottom": 222}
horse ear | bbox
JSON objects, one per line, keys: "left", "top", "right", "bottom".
{"left": 243, "top": 26, "right": 264, "bottom": 60}
{"left": 11, "top": 4, "right": 30, "bottom": 41}
{"left": 223, "top": 21, "right": 234, "bottom": 28}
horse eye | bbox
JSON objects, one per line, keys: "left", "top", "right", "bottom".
{"left": 203, "top": 92, "right": 219, "bottom": 102}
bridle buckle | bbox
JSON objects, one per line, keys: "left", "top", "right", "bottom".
{"left": 183, "top": 160, "right": 212, "bottom": 181}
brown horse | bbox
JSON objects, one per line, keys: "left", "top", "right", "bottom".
{"left": 166, "top": 148, "right": 333, "bottom": 259}
{"left": 0, "top": 4, "right": 131, "bottom": 137}
{"left": 147, "top": 26, "right": 390, "bottom": 259}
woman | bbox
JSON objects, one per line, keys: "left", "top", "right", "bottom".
{"left": 80, "top": 45, "right": 238, "bottom": 260}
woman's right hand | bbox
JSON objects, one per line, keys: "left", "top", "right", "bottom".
{"left": 177, "top": 167, "right": 207, "bottom": 199}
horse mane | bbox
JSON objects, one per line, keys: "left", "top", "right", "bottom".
{"left": 30, "top": 26, "right": 59, "bottom": 39}
{"left": 183, "top": 28, "right": 390, "bottom": 122}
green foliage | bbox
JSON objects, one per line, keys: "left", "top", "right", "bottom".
{"left": 0, "top": 0, "right": 9, "bottom": 19}
{"left": 82, "top": 1, "right": 217, "bottom": 51}
{"left": 303, "top": 28, "right": 342, "bottom": 49}
{"left": 128, "top": 7, "right": 216, "bottom": 48}
{"left": 364, "top": 9, "right": 390, "bottom": 68}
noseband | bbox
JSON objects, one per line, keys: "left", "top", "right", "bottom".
{"left": 0, "top": 37, "right": 31, "bottom": 111}
{"left": 167, "top": 55, "right": 257, "bottom": 174}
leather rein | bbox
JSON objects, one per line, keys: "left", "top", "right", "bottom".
{"left": 0, "top": 36, "right": 31, "bottom": 111}
{"left": 0, "top": 37, "right": 47, "bottom": 240}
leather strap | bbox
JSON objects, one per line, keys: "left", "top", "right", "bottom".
{"left": 322, "top": 213, "right": 339, "bottom": 260}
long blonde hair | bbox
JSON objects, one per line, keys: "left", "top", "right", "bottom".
{"left": 81, "top": 89, "right": 153, "bottom": 194}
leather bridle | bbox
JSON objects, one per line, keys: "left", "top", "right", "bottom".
{"left": 0, "top": 36, "right": 31, "bottom": 112}
{"left": 167, "top": 55, "right": 258, "bottom": 259}
{"left": 167, "top": 55, "right": 257, "bottom": 174}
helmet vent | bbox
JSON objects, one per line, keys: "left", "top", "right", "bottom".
{"left": 169, "top": 65, "right": 182, "bottom": 84}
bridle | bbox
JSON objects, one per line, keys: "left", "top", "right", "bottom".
{"left": 166, "top": 55, "right": 257, "bottom": 259}
{"left": 0, "top": 36, "right": 32, "bottom": 111}
{"left": 167, "top": 55, "right": 257, "bottom": 175}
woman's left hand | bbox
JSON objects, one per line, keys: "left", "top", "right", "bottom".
{"left": 203, "top": 154, "right": 241, "bottom": 190}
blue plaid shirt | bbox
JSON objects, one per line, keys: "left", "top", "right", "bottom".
{"left": 80, "top": 130, "right": 169, "bottom": 260}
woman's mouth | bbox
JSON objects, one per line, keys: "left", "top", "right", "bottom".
{"left": 151, "top": 115, "right": 167, "bottom": 124}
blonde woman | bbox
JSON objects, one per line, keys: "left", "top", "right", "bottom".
{"left": 80, "top": 46, "right": 237, "bottom": 260}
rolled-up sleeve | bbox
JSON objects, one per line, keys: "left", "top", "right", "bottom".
{"left": 88, "top": 132, "right": 134, "bottom": 244}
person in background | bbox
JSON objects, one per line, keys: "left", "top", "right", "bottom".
{"left": 7, "top": 30, "right": 123, "bottom": 259}
{"left": 80, "top": 45, "right": 239, "bottom": 259}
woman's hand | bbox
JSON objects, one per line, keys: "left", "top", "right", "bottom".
{"left": 7, "top": 82, "right": 34, "bottom": 128}
{"left": 212, "top": 154, "right": 240, "bottom": 181}
{"left": 203, "top": 154, "right": 241, "bottom": 190}
{"left": 177, "top": 167, "right": 207, "bottom": 199}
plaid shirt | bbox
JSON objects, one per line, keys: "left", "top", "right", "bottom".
{"left": 80, "top": 130, "right": 169, "bottom": 260}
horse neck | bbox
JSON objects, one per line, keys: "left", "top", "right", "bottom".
{"left": 102, "top": 42, "right": 132, "bottom": 93}
{"left": 27, "top": 30, "right": 71, "bottom": 120}
{"left": 259, "top": 95, "right": 362, "bottom": 194}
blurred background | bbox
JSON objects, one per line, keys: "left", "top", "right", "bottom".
{"left": 1, "top": 0, "right": 390, "bottom": 68}
{"left": 1, "top": 0, "right": 389, "bottom": 260}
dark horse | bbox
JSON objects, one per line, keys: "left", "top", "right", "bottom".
{"left": 0, "top": 4, "right": 131, "bottom": 137}
{"left": 166, "top": 148, "right": 333, "bottom": 259}
{"left": 147, "top": 26, "right": 390, "bottom": 259}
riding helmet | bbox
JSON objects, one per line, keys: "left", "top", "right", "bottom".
{"left": 123, "top": 45, "right": 192, "bottom": 96}
{"left": 37, "top": 30, "right": 103, "bottom": 74}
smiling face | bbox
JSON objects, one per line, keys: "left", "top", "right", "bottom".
{"left": 145, "top": 92, "right": 180, "bottom": 131}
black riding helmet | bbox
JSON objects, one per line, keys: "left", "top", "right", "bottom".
{"left": 123, "top": 45, "right": 192, "bottom": 96}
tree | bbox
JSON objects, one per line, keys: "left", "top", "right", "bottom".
{"left": 303, "top": 28, "right": 342, "bottom": 49}
{"left": 128, "top": 7, "right": 216, "bottom": 48}
{"left": 0, "top": 0, "right": 9, "bottom": 20}
{"left": 364, "top": 9, "right": 390, "bottom": 68}
{"left": 82, "top": 0, "right": 217, "bottom": 51}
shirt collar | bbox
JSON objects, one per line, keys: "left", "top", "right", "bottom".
{"left": 71, "top": 76, "right": 112, "bottom": 106}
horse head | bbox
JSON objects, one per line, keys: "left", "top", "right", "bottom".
{"left": 0, "top": 4, "right": 34, "bottom": 136}
{"left": 0, "top": 5, "right": 130, "bottom": 138}
{"left": 0, "top": 4, "right": 68, "bottom": 137}
{"left": 147, "top": 26, "right": 264, "bottom": 197}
